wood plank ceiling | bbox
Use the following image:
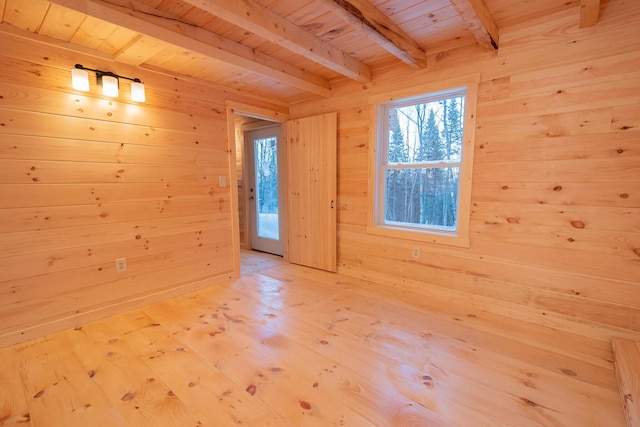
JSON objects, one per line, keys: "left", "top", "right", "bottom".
{"left": 0, "top": 0, "right": 600, "bottom": 104}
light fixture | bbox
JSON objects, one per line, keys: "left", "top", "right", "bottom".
{"left": 71, "top": 67, "right": 90, "bottom": 91}
{"left": 71, "top": 64, "right": 146, "bottom": 102}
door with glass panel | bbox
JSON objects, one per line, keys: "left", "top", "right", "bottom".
{"left": 246, "top": 125, "right": 283, "bottom": 256}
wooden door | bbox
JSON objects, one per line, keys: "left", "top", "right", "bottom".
{"left": 286, "top": 112, "right": 337, "bottom": 272}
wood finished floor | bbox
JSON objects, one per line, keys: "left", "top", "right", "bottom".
{"left": 0, "top": 250, "right": 628, "bottom": 426}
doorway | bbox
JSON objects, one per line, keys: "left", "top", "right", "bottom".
{"left": 226, "top": 103, "right": 336, "bottom": 277}
{"left": 246, "top": 125, "right": 283, "bottom": 256}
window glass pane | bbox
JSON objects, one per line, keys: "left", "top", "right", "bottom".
{"left": 387, "top": 96, "right": 465, "bottom": 164}
{"left": 384, "top": 167, "right": 459, "bottom": 229}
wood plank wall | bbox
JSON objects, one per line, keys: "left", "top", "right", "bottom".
{"left": 291, "top": 1, "right": 640, "bottom": 338}
{"left": 0, "top": 29, "right": 283, "bottom": 347}
{"left": 234, "top": 117, "right": 247, "bottom": 248}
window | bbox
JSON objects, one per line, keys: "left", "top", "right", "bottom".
{"left": 368, "top": 75, "right": 478, "bottom": 247}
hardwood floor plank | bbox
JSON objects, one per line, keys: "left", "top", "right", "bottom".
{"left": 240, "top": 250, "right": 283, "bottom": 275}
{"left": 59, "top": 314, "right": 201, "bottom": 426}
{"left": 0, "top": 252, "right": 631, "bottom": 426}
{"left": 142, "top": 287, "right": 386, "bottom": 426}
{"left": 82, "top": 310, "right": 285, "bottom": 426}
{"left": 262, "top": 265, "right": 619, "bottom": 389}
{"left": 16, "top": 336, "right": 126, "bottom": 426}
{"left": 0, "top": 345, "right": 31, "bottom": 424}
{"left": 229, "top": 271, "right": 623, "bottom": 426}
{"left": 210, "top": 284, "right": 507, "bottom": 426}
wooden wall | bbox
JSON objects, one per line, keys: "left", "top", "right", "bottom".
{"left": 234, "top": 117, "right": 247, "bottom": 248}
{"left": 0, "top": 2, "right": 637, "bottom": 349}
{"left": 0, "top": 29, "right": 283, "bottom": 346}
{"left": 291, "top": 1, "right": 640, "bottom": 338}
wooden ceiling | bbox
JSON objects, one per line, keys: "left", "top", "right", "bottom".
{"left": 0, "top": 0, "right": 601, "bottom": 104}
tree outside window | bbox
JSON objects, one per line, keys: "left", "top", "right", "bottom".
{"left": 254, "top": 136, "right": 278, "bottom": 239}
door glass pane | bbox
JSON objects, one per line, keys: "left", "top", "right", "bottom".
{"left": 254, "top": 137, "right": 279, "bottom": 240}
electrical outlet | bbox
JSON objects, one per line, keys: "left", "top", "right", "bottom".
{"left": 115, "top": 257, "right": 127, "bottom": 273}
{"left": 219, "top": 175, "right": 227, "bottom": 187}
{"left": 412, "top": 247, "right": 420, "bottom": 259}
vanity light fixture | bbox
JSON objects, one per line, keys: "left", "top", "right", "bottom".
{"left": 71, "top": 64, "right": 146, "bottom": 102}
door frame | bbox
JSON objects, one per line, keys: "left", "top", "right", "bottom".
{"left": 225, "top": 101, "right": 291, "bottom": 277}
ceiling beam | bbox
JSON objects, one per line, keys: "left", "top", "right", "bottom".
{"left": 318, "top": 0, "right": 426, "bottom": 69}
{"left": 48, "top": 0, "right": 332, "bottom": 96}
{"left": 580, "top": 0, "right": 600, "bottom": 27}
{"left": 180, "top": 0, "right": 372, "bottom": 83}
{"left": 449, "top": 0, "right": 499, "bottom": 50}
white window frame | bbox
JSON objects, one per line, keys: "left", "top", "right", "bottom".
{"left": 367, "top": 74, "right": 479, "bottom": 248}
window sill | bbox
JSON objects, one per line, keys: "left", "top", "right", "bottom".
{"left": 365, "top": 224, "right": 470, "bottom": 248}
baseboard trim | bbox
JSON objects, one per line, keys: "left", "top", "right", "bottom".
{"left": 0, "top": 272, "right": 234, "bottom": 348}
{"left": 612, "top": 337, "right": 640, "bottom": 427}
